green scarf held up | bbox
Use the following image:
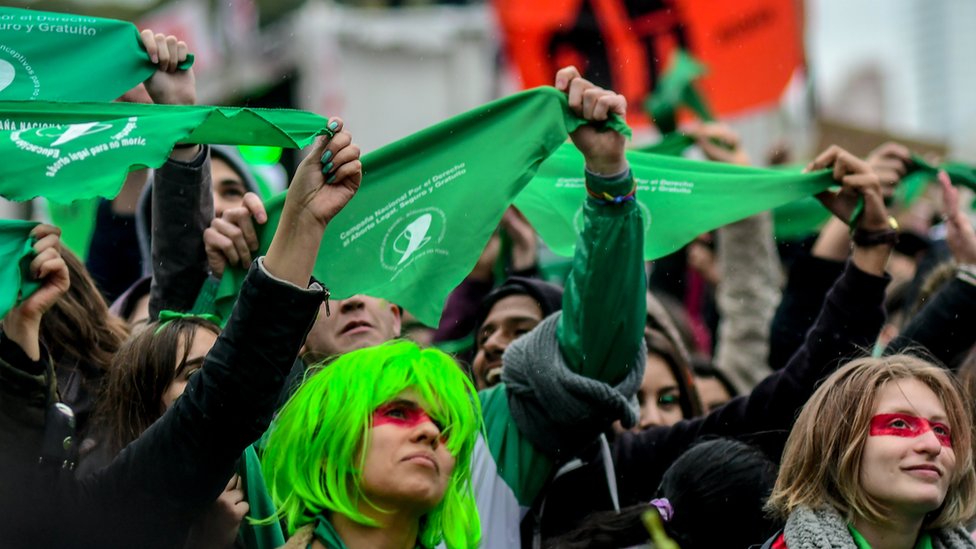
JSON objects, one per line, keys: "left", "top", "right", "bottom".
{"left": 0, "top": 220, "right": 40, "bottom": 320}
{"left": 645, "top": 49, "right": 714, "bottom": 135}
{"left": 0, "top": 101, "right": 328, "bottom": 203}
{"left": 513, "top": 145, "right": 837, "bottom": 260}
{"left": 214, "top": 87, "right": 630, "bottom": 327}
{"left": 0, "top": 7, "right": 193, "bottom": 102}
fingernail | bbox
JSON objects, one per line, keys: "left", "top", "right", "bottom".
{"left": 328, "top": 121, "right": 339, "bottom": 131}
{"left": 322, "top": 161, "right": 334, "bottom": 174}
{"left": 152, "top": 54, "right": 158, "bottom": 63}
{"left": 321, "top": 150, "right": 333, "bottom": 164}
{"left": 556, "top": 79, "right": 565, "bottom": 88}
{"left": 326, "top": 174, "right": 337, "bottom": 184}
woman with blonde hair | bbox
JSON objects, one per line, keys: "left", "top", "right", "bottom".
{"left": 764, "top": 354, "right": 976, "bottom": 549}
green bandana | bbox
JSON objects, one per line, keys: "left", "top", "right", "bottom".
{"left": 645, "top": 49, "right": 714, "bottom": 134}
{"left": 0, "top": 101, "right": 327, "bottom": 203}
{"left": 214, "top": 86, "right": 630, "bottom": 326}
{"left": 237, "top": 445, "right": 285, "bottom": 549}
{"left": 0, "top": 220, "right": 40, "bottom": 320}
{"left": 513, "top": 145, "right": 837, "bottom": 260}
{"left": 847, "top": 523, "right": 932, "bottom": 549}
{"left": 0, "top": 7, "right": 193, "bottom": 102}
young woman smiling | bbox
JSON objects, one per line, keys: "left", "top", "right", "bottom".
{"left": 764, "top": 355, "right": 976, "bottom": 549}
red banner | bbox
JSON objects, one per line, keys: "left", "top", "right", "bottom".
{"left": 494, "top": 0, "right": 804, "bottom": 124}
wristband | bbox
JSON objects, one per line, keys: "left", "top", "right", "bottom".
{"left": 585, "top": 182, "right": 637, "bottom": 205}
{"left": 851, "top": 216, "right": 900, "bottom": 247}
{"left": 958, "top": 264, "right": 976, "bottom": 287}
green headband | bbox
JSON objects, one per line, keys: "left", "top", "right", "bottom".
{"left": 154, "top": 310, "right": 221, "bottom": 335}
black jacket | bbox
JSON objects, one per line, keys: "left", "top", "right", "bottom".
{"left": 0, "top": 261, "right": 323, "bottom": 548}
{"left": 533, "top": 261, "right": 889, "bottom": 542}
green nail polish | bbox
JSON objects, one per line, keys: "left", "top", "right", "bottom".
{"left": 326, "top": 174, "right": 337, "bottom": 184}
{"left": 328, "top": 121, "right": 339, "bottom": 131}
{"left": 323, "top": 161, "right": 334, "bottom": 173}
{"left": 321, "top": 150, "right": 333, "bottom": 163}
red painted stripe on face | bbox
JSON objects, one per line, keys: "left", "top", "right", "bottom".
{"left": 869, "top": 413, "right": 952, "bottom": 447}
{"left": 372, "top": 402, "right": 448, "bottom": 441}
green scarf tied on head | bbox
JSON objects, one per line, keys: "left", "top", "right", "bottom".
{"left": 0, "top": 7, "right": 193, "bottom": 102}
{"left": 0, "top": 220, "right": 40, "bottom": 320}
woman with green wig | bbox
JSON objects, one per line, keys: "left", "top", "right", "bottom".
{"left": 264, "top": 340, "right": 483, "bottom": 549}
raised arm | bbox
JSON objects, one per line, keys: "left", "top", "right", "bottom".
{"left": 613, "top": 146, "right": 895, "bottom": 504}
{"left": 555, "top": 66, "right": 645, "bottom": 386}
{"left": 886, "top": 171, "right": 976, "bottom": 365}
{"left": 71, "top": 123, "right": 362, "bottom": 546}
{"left": 136, "top": 30, "right": 215, "bottom": 318}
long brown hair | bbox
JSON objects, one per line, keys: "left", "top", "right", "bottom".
{"left": 94, "top": 317, "right": 220, "bottom": 456}
{"left": 766, "top": 354, "right": 976, "bottom": 529}
{"left": 39, "top": 249, "right": 128, "bottom": 372}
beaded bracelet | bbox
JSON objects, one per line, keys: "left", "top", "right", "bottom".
{"left": 586, "top": 183, "right": 637, "bottom": 205}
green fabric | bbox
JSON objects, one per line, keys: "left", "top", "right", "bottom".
{"left": 44, "top": 198, "right": 98, "bottom": 259}
{"left": 238, "top": 444, "right": 286, "bottom": 549}
{"left": 634, "top": 132, "right": 695, "bottom": 156}
{"left": 557, "top": 171, "right": 645, "bottom": 383}
{"left": 479, "top": 385, "right": 553, "bottom": 504}
{"left": 513, "top": 145, "right": 836, "bottom": 260}
{"left": 0, "top": 220, "right": 40, "bottom": 320}
{"left": 772, "top": 196, "right": 832, "bottom": 240}
{"left": 310, "top": 514, "right": 426, "bottom": 549}
{"left": 645, "top": 49, "right": 713, "bottom": 134}
{"left": 214, "top": 86, "right": 630, "bottom": 327}
{"left": 0, "top": 101, "right": 327, "bottom": 203}
{"left": 847, "top": 524, "right": 932, "bottom": 549}
{"left": 899, "top": 154, "right": 976, "bottom": 206}
{"left": 311, "top": 515, "right": 347, "bottom": 549}
{"left": 0, "top": 7, "right": 192, "bottom": 102}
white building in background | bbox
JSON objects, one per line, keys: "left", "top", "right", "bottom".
{"left": 807, "top": 0, "right": 976, "bottom": 160}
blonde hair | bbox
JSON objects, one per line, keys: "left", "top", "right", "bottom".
{"left": 766, "top": 354, "right": 976, "bottom": 529}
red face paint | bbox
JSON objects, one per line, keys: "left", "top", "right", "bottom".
{"left": 372, "top": 402, "right": 447, "bottom": 441}
{"left": 869, "top": 413, "right": 952, "bottom": 447}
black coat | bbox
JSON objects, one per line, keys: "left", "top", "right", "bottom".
{"left": 0, "top": 262, "right": 323, "bottom": 548}
{"left": 532, "top": 261, "right": 889, "bottom": 542}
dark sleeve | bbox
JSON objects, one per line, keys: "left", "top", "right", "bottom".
{"left": 74, "top": 260, "right": 323, "bottom": 544}
{"left": 0, "top": 333, "right": 59, "bottom": 546}
{"left": 768, "top": 255, "right": 845, "bottom": 370}
{"left": 85, "top": 199, "right": 143, "bottom": 303}
{"left": 148, "top": 147, "right": 214, "bottom": 319}
{"left": 613, "top": 261, "right": 889, "bottom": 505}
{"left": 886, "top": 276, "right": 976, "bottom": 367}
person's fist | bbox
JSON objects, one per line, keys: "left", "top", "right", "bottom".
{"left": 555, "top": 66, "right": 628, "bottom": 176}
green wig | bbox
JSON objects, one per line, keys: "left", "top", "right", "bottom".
{"left": 261, "top": 340, "right": 482, "bottom": 548}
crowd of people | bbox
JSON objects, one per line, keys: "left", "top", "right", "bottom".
{"left": 1, "top": 25, "right": 976, "bottom": 549}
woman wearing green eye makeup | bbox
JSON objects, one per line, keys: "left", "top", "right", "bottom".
{"left": 764, "top": 355, "right": 976, "bottom": 549}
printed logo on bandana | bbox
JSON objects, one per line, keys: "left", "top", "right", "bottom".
{"left": 0, "top": 44, "right": 39, "bottom": 98}
{"left": 380, "top": 208, "right": 448, "bottom": 279}
{"left": 10, "top": 117, "right": 144, "bottom": 177}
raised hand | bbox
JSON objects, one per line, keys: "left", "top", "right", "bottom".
{"left": 184, "top": 475, "right": 249, "bottom": 549}
{"left": 866, "top": 141, "right": 912, "bottom": 192}
{"left": 939, "top": 171, "right": 976, "bottom": 265}
{"left": 686, "top": 123, "right": 750, "bottom": 166}
{"left": 2, "top": 224, "right": 70, "bottom": 360}
{"left": 284, "top": 119, "right": 362, "bottom": 229}
{"left": 204, "top": 192, "right": 268, "bottom": 277}
{"left": 808, "top": 146, "right": 889, "bottom": 232}
{"left": 264, "top": 120, "right": 362, "bottom": 287}
{"left": 555, "top": 66, "right": 629, "bottom": 176}
{"left": 139, "top": 29, "right": 196, "bottom": 107}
